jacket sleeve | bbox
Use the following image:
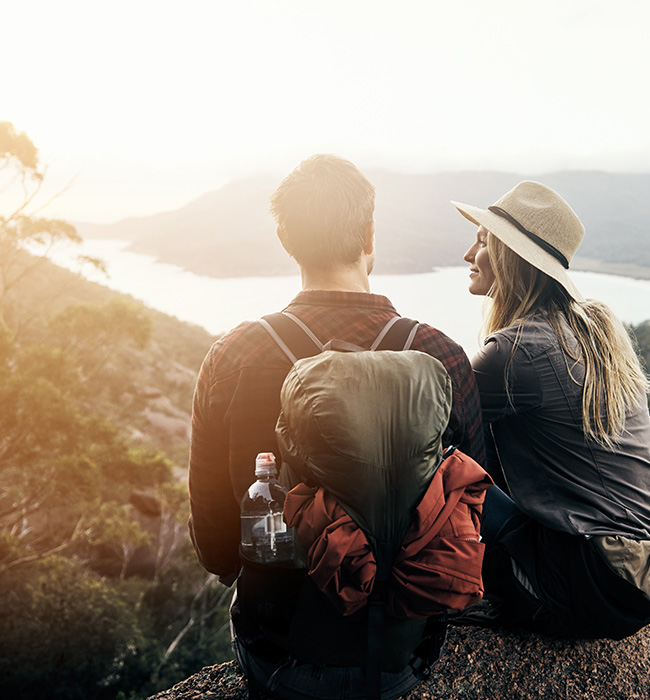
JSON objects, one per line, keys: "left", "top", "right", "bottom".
{"left": 471, "top": 334, "right": 542, "bottom": 424}
{"left": 188, "top": 345, "right": 241, "bottom": 586}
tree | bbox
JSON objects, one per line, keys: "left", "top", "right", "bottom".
{"left": 0, "top": 305, "right": 235, "bottom": 698}
{"left": 0, "top": 556, "right": 150, "bottom": 700}
{"left": 630, "top": 320, "right": 650, "bottom": 408}
{"left": 0, "top": 121, "right": 102, "bottom": 327}
{"left": 86, "top": 502, "right": 153, "bottom": 580}
{"left": 0, "top": 313, "right": 166, "bottom": 575}
{"left": 49, "top": 297, "right": 153, "bottom": 382}
{"left": 0, "top": 122, "right": 235, "bottom": 698}
{"left": 631, "top": 320, "right": 650, "bottom": 367}
{"left": 0, "top": 335, "right": 88, "bottom": 533}
{"left": 0, "top": 120, "right": 39, "bottom": 173}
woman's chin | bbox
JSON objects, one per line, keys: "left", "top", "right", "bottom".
{"left": 468, "top": 283, "right": 488, "bottom": 297}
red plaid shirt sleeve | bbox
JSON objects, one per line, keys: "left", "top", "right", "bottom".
{"left": 411, "top": 325, "right": 485, "bottom": 465}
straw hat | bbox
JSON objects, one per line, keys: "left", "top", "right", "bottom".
{"left": 452, "top": 181, "right": 585, "bottom": 302}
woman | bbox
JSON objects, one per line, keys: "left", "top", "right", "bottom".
{"left": 452, "top": 180, "right": 650, "bottom": 639}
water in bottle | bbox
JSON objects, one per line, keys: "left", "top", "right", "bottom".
{"left": 240, "top": 452, "right": 294, "bottom": 563}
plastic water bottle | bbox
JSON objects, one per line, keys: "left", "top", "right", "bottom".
{"left": 240, "top": 452, "right": 294, "bottom": 563}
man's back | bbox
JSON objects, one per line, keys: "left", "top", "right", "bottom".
{"left": 189, "top": 289, "right": 483, "bottom": 585}
{"left": 188, "top": 154, "right": 485, "bottom": 699}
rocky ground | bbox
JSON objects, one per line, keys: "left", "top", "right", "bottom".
{"left": 148, "top": 624, "right": 650, "bottom": 699}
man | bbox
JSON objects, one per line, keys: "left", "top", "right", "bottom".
{"left": 189, "top": 154, "right": 485, "bottom": 697}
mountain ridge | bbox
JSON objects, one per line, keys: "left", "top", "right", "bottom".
{"left": 75, "top": 170, "right": 650, "bottom": 278}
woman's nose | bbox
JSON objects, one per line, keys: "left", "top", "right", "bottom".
{"left": 463, "top": 244, "right": 476, "bottom": 263}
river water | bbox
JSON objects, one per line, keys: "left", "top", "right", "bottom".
{"left": 50, "top": 238, "right": 650, "bottom": 355}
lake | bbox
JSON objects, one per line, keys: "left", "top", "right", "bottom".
{"left": 50, "top": 238, "right": 650, "bottom": 355}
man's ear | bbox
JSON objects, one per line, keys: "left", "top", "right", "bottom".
{"left": 276, "top": 226, "right": 289, "bottom": 254}
{"left": 363, "top": 220, "right": 375, "bottom": 255}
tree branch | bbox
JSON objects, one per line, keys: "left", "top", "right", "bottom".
{"left": 156, "top": 575, "right": 232, "bottom": 672}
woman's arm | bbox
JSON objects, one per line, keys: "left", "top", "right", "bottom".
{"left": 472, "top": 333, "right": 542, "bottom": 424}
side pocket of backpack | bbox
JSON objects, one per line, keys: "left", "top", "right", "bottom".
{"left": 237, "top": 555, "right": 306, "bottom": 637}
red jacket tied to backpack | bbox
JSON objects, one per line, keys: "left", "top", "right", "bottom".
{"left": 284, "top": 449, "right": 489, "bottom": 618}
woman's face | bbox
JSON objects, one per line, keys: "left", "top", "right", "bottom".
{"left": 463, "top": 225, "right": 495, "bottom": 296}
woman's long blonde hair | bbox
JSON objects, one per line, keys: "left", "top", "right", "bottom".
{"left": 484, "top": 233, "right": 649, "bottom": 448}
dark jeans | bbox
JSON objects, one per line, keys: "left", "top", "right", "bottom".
{"left": 231, "top": 626, "right": 422, "bottom": 700}
{"left": 229, "top": 590, "right": 424, "bottom": 700}
{"left": 480, "top": 427, "right": 529, "bottom": 548}
{"left": 481, "top": 483, "right": 529, "bottom": 549}
{"left": 479, "top": 430, "right": 650, "bottom": 639}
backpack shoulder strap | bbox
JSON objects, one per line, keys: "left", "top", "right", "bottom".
{"left": 372, "top": 316, "right": 419, "bottom": 351}
{"left": 259, "top": 312, "right": 323, "bottom": 364}
{"left": 260, "top": 313, "right": 419, "bottom": 363}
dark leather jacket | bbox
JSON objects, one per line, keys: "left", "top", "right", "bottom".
{"left": 472, "top": 311, "right": 650, "bottom": 540}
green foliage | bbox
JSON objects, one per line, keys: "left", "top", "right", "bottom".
{"left": 0, "top": 278, "right": 230, "bottom": 699}
{"left": 52, "top": 297, "right": 152, "bottom": 356}
{"left": 86, "top": 503, "right": 153, "bottom": 579}
{"left": 46, "top": 297, "right": 152, "bottom": 406}
{"left": 0, "top": 315, "right": 234, "bottom": 697}
{"left": 0, "top": 123, "right": 230, "bottom": 700}
{"left": 0, "top": 557, "right": 149, "bottom": 700}
{"left": 0, "top": 121, "right": 39, "bottom": 173}
{"left": 0, "top": 342, "right": 85, "bottom": 473}
{"left": 0, "top": 276, "right": 231, "bottom": 699}
{"left": 630, "top": 320, "right": 650, "bottom": 408}
{"left": 0, "top": 121, "right": 105, "bottom": 328}
{"left": 0, "top": 552, "right": 234, "bottom": 699}
{"left": 1, "top": 213, "right": 80, "bottom": 248}
{"left": 631, "top": 320, "right": 650, "bottom": 369}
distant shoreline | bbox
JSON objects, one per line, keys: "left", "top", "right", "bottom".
{"left": 132, "top": 257, "right": 650, "bottom": 283}
{"left": 74, "top": 236, "right": 650, "bottom": 283}
{"left": 571, "top": 258, "right": 650, "bottom": 282}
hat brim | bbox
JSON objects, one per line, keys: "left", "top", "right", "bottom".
{"left": 452, "top": 200, "right": 585, "bottom": 303}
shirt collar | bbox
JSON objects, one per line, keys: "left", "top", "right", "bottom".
{"left": 285, "top": 289, "right": 398, "bottom": 314}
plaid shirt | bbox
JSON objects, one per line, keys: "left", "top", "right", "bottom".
{"left": 189, "top": 290, "right": 484, "bottom": 584}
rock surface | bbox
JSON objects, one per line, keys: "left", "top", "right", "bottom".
{"left": 148, "top": 624, "right": 650, "bottom": 699}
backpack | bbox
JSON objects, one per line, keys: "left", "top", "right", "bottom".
{"left": 234, "top": 312, "right": 491, "bottom": 698}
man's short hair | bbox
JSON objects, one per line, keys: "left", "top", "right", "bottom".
{"left": 270, "top": 154, "right": 375, "bottom": 269}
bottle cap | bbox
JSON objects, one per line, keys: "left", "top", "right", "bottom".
{"left": 255, "top": 452, "right": 277, "bottom": 476}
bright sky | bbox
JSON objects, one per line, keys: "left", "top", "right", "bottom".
{"left": 4, "top": 0, "right": 650, "bottom": 222}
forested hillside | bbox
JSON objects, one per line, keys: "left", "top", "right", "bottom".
{"left": 0, "top": 122, "right": 235, "bottom": 700}
{"left": 0, "top": 250, "right": 246, "bottom": 699}
{"left": 0, "top": 251, "right": 244, "bottom": 700}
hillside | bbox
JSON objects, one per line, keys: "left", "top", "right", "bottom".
{"left": 0, "top": 254, "right": 234, "bottom": 700}
{"left": 6, "top": 254, "right": 216, "bottom": 459}
{"left": 75, "top": 170, "right": 650, "bottom": 278}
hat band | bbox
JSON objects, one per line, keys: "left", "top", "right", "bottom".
{"left": 488, "top": 206, "right": 570, "bottom": 269}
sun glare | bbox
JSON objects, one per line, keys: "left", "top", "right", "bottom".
{"left": 3, "top": 0, "right": 650, "bottom": 222}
